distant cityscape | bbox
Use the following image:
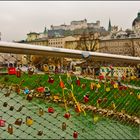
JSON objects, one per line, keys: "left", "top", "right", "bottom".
{"left": 17, "top": 11, "right": 140, "bottom": 42}
{"left": 0, "top": 11, "right": 140, "bottom": 66}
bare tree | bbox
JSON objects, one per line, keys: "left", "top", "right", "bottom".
{"left": 76, "top": 29, "right": 108, "bottom": 52}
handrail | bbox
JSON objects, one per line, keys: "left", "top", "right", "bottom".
{"left": 0, "top": 41, "right": 140, "bottom": 64}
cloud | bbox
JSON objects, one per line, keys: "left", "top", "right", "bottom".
{"left": 0, "top": 1, "right": 140, "bottom": 41}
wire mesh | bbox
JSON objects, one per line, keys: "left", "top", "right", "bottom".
{"left": 0, "top": 52, "right": 140, "bottom": 139}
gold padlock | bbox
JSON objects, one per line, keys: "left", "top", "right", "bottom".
{"left": 15, "top": 118, "right": 22, "bottom": 126}
{"left": 39, "top": 108, "right": 44, "bottom": 116}
{"left": 26, "top": 116, "right": 33, "bottom": 126}
{"left": 62, "top": 122, "right": 66, "bottom": 131}
{"left": 8, "top": 124, "right": 13, "bottom": 134}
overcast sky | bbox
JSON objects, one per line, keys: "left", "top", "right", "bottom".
{"left": 0, "top": 1, "right": 140, "bottom": 41}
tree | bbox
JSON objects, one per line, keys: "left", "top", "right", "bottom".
{"left": 76, "top": 29, "right": 108, "bottom": 52}
{"left": 76, "top": 31, "right": 99, "bottom": 51}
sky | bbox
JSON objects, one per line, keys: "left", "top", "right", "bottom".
{"left": 0, "top": 1, "right": 140, "bottom": 41}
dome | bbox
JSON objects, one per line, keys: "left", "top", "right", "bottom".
{"left": 132, "top": 12, "right": 140, "bottom": 26}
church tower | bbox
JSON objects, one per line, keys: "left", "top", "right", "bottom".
{"left": 108, "top": 19, "right": 112, "bottom": 32}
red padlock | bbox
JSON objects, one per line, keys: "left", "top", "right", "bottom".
{"left": 119, "top": 86, "right": 123, "bottom": 90}
{"left": 37, "top": 87, "right": 45, "bottom": 93}
{"left": 73, "top": 131, "right": 78, "bottom": 139}
{"left": 8, "top": 67, "right": 16, "bottom": 75}
{"left": 0, "top": 116, "right": 6, "bottom": 127}
{"left": 48, "top": 107, "right": 54, "bottom": 113}
{"left": 123, "top": 86, "right": 127, "bottom": 90}
{"left": 97, "top": 98, "right": 102, "bottom": 104}
{"left": 16, "top": 68, "right": 21, "bottom": 78}
{"left": 122, "top": 76, "right": 125, "bottom": 80}
{"left": 111, "top": 80, "right": 115, "bottom": 85}
{"left": 99, "top": 75, "right": 104, "bottom": 80}
{"left": 84, "top": 95, "right": 89, "bottom": 103}
{"left": 48, "top": 77, "right": 54, "bottom": 84}
{"left": 64, "top": 112, "right": 70, "bottom": 119}
{"left": 76, "top": 77, "right": 80, "bottom": 86}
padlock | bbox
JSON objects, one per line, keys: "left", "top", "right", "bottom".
{"left": 3, "top": 102, "right": 8, "bottom": 107}
{"left": 37, "top": 131, "right": 43, "bottom": 136}
{"left": 28, "top": 67, "right": 34, "bottom": 75}
{"left": 17, "top": 105, "right": 24, "bottom": 112}
{"left": 81, "top": 84, "right": 86, "bottom": 89}
{"left": 9, "top": 106, "right": 14, "bottom": 111}
{"left": 15, "top": 118, "right": 23, "bottom": 126}
{"left": 4, "top": 91, "right": 11, "bottom": 97}
{"left": 75, "top": 106, "right": 81, "bottom": 113}
{"left": 24, "top": 88, "right": 30, "bottom": 94}
{"left": 0, "top": 116, "right": 6, "bottom": 127}
{"left": 105, "top": 87, "right": 110, "bottom": 92}
{"left": 96, "top": 83, "right": 101, "bottom": 89}
{"left": 137, "top": 93, "right": 140, "bottom": 100}
{"left": 26, "top": 94, "right": 33, "bottom": 101}
{"left": 97, "top": 98, "right": 102, "bottom": 104}
{"left": 15, "top": 85, "right": 20, "bottom": 94}
{"left": 39, "top": 108, "right": 44, "bottom": 116}
{"left": 8, "top": 124, "right": 13, "bottom": 134}
{"left": 111, "top": 80, "right": 115, "bottom": 85}
{"left": 16, "top": 68, "right": 21, "bottom": 78}
{"left": 48, "top": 76, "right": 54, "bottom": 84}
{"left": 76, "top": 77, "right": 80, "bottom": 86}
{"left": 62, "top": 122, "right": 66, "bottom": 131}
{"left": 48, "top": 107, "right": 54, "bottom": 113}
{"left": 73, "top": 131, "right": 78, "bottom": 139}
{"left": 26, "top": 116, "right": 33, "bottom": 126}
{"left": 44, "top": 87, "right": 51, "bottom": 97}
{"left": 103, "top": 97, "right": 107, "bottom": 103}
{"left": 99, "top": 75, "right": 104, "bottom": 80}
{"left": 84, "top": 95, "right": 89, "bottom": 103}
{"left": 64, "top": 112, "right": 70, "bottom": 119}
{"left": 90, "top": 82, "right": 95, "bottom": 90}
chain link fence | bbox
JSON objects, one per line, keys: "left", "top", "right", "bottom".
{"left": 0, "top": 51, "right": 140, "bottom": 139}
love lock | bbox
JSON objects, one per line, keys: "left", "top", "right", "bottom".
{"left": 39, "top": 108, "right": 44, "bottom": 116}
{"left": 9, "top": 106, "right": 14, "bottom": 111}
{"left": 17, "top": 105, "right": 24, "bottom": 112}
{"left": 26, "top": 94, "right": 33, "bottom": 101}
{"left": 62, "top": 122, "right": 66, "bottom": 131}
{"left": 37, "top": 131, "right": 43, "bottom": 136}
{"left": 73, "top": 131, "right": 78, "bottom": 139}
{"left": 15, "top": 118, "right": 23, "bottom": 126}
{"left": 26, "top": 116, "right": 33, "bottom": 126}
{"left": 8, "top": 124, "right": 13, "bottom": 134}
{"left": 0, "top": 116, "right": 6, "bottom": 127}
{"left": 3, "top": 102, "right": 8, "bottom": 107}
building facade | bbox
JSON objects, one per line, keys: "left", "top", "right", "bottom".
{"left": 48, "top": 36, "right": 78, "bottom": 48}
{"left": 65, "top": 37, "right": 140, "bottom": 57}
